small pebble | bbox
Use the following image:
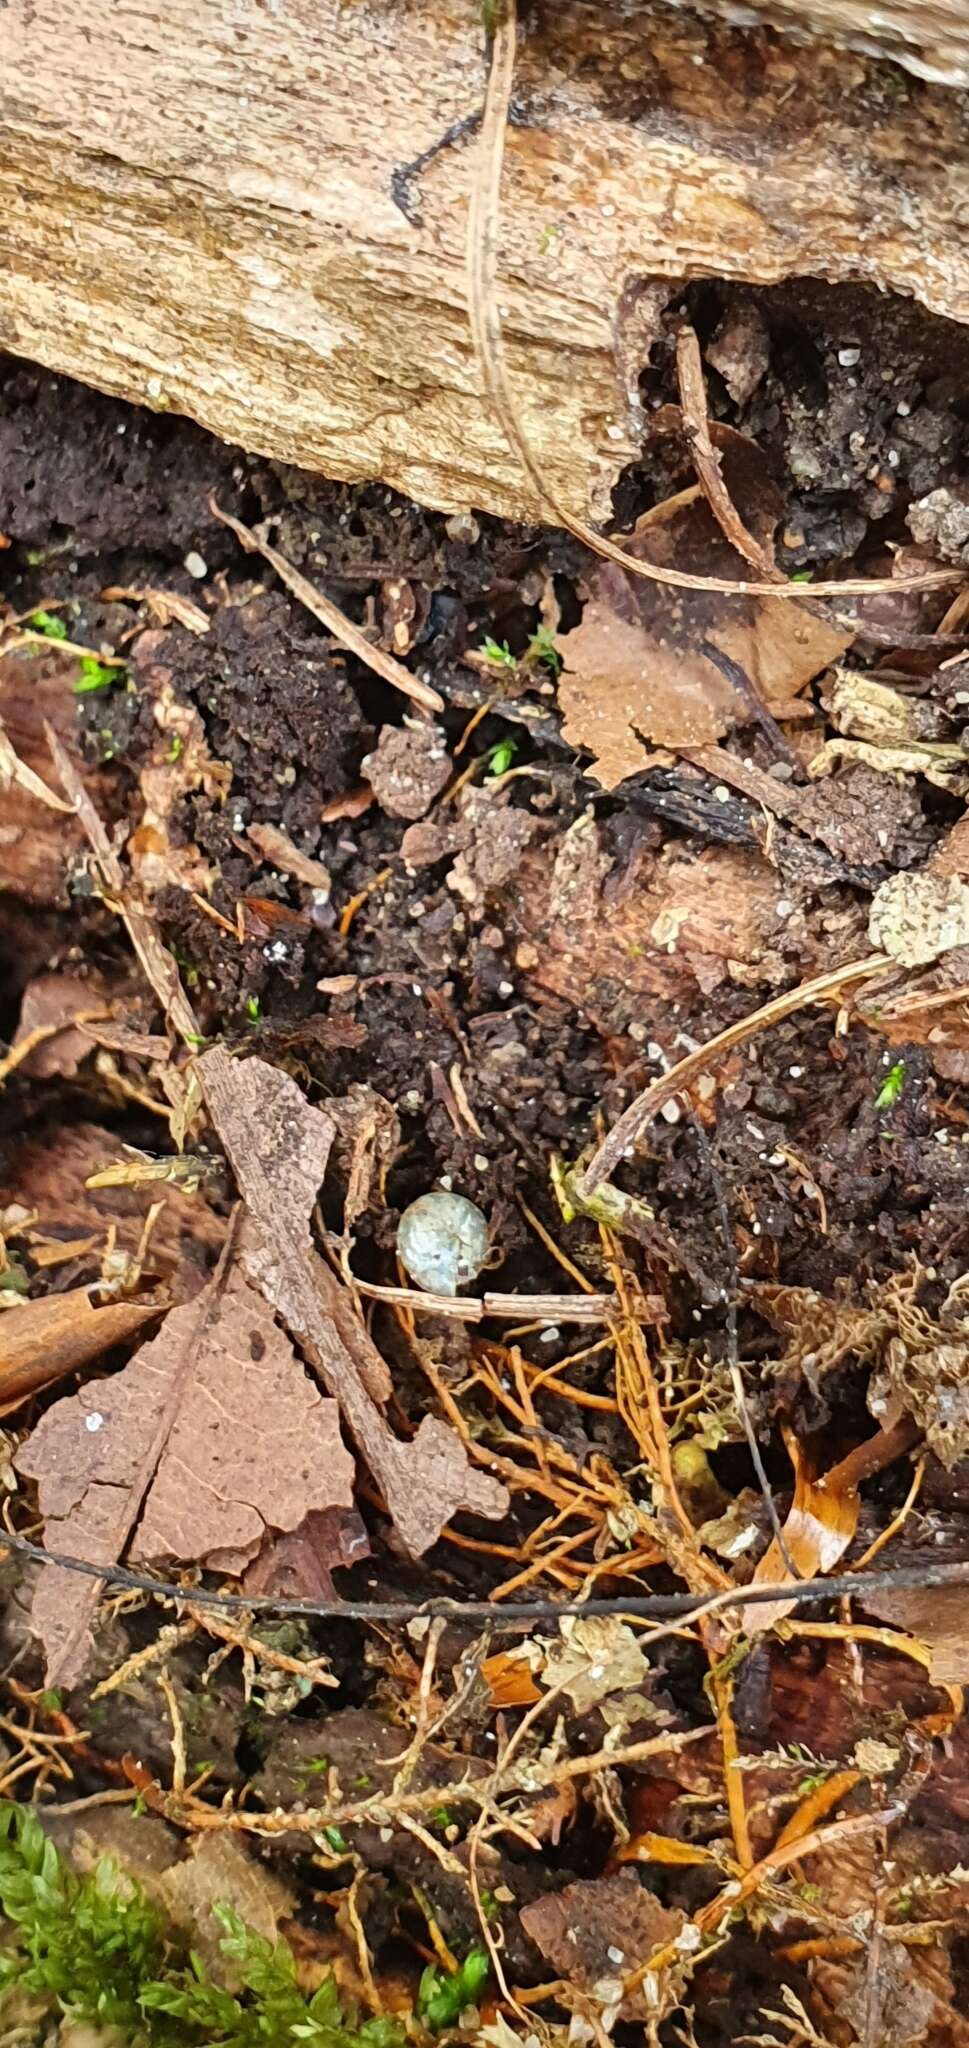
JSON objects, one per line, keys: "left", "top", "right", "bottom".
{"left": 183, "top": 550, "right": 208, "bottom": 579}
{"left": 397, "top": 1191, "right": 490, "bottom": 1296}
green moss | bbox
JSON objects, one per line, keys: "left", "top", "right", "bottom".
{"left": 0, "top": 1805, "right": 405, "bottom": 2047}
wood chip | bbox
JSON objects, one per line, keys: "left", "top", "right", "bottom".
{"left": 247, "top": 821, "right": 331, "bottom": 895}
{"left": 0, "top": 1288, "right": 161, "bottom": 1417}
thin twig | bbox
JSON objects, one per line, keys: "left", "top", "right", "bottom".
{"left": 210, "top": 499, "right": 444, "bottom": 713}
{"left": 576, "top": 953, "right": 892, "bottom": 1198}
{"left": 3, "top": 1524, "right": 968, "bottom": 1630}
{"left": 466, "top": 4, "right": 961, "bottom": 605}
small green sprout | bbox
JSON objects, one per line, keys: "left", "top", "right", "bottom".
{"left": 875, "top": 1060, "right": 906, "bottom": 1110}
{"left": 480, "top": 635, "right": 516, "bottom": 670}
{"left": 28, "top": 608, "right": 68, "bottom": 640}
{"left": 322, "top": 1825, "right": 350, "bottom": 1856}
{"left": 38, "top": 1689, "right": 63, "bottom": 1714}
{"left": 526, "top": 624, "right": 562, "bottom": 675}
{"left": 430, "top": 1805, "right": 454, "bottom": 1830}
{"left": 166, "top": 733, "right": 184, "bottom": 763}
{"left": 418, "top": 1947, "right": 490, "bottom": 2030}
{"left": 74, "top": 654, "right": 119, "bottom": 694}
{"left": 486, "top": 735, "right": 517, "bottom": 778}
{"left": 0, "top": 1262, "right": 29, "bottom": 1295}
{"left": 244, "top": 995, "right": 261, "bottom": 1023}
{"left": 789, "top": 569, "right": 814, "bottom": 585}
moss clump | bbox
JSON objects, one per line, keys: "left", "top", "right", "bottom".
{"left": 0, "top": 1804, "right": 405, "bottom": 2047}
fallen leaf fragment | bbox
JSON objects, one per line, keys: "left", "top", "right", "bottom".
{"left": 540, "top": 1615, "right": 649, "bottom": 1715}
{"left": 15, "top": 1262, "right": 354, "bottom": 1684}
{"left": 160, "top": 1834, "right": 293, "bottom": 1987}
{"left": 520, "top": 1871, "right": 684, "bottom": 2020}
{"left": 11, "top": 973, "right": 107, "bottom": 1080}
{"left": 861, "top": 1584, "right": 969, "bottom": 1685}
{"left": 869, "top": 870, "right": 969, "bottom": 967}
{"left": 743, "top": 1435, "right": 859, "bottom": 1634}
{"left": 0, "top": 1288, "right": 161, "bottom": 1415}
{"left": 198, "top": 1050, "right": 509, "bottom": 1556}
{"left": 557, "top": 473, "right": 850, "bottom": 786}
{"left": 244, "top": 1503, "right": 371, "bottom": 1603}
{"left": 102, "top": 585, "right": 211, "bottom": 635}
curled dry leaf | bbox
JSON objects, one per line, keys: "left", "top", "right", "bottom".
{"left": 160, "top": 1834, "right": 293, "bottom": 1988}
{"left": 15, "top": 1263, "right": 354, "bottom": 1685}
{"left": 198, "top": 1049, "right": 509, "bottom": 1556}
{"left": 742, "top": 1434, "right": 859, "bottom": 1635}
{"left": 556, "top": 457, "right": 851, "bottom": 786}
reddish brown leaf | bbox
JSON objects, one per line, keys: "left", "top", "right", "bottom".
{"left": 12, "top": 973, "right": 107, "bottom": 1080}
{"left": 16, "top": 1264, "right": 354, "bottom": 1685}
{"left": 520, "top": 1871, "right": 684, "bottom": 2019}
{"left": 198, "top": 1049, "right": 509, "bottom": 1556}
{"left": 557, "top": 475, "right": 850, "bottom": 785}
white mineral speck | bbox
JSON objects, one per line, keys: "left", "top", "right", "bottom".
{"left": 85, "top": 1412, "right": 105, "bottom": 1433}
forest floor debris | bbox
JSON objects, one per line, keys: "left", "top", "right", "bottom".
{"left": 2, "top": 250, "right": 969, "bottom": 2046}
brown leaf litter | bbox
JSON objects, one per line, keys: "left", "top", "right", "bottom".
{"left": 556, "top": 450, "right": 851, "bottom": 786}
{"left": 520, "top": 1869, "right": 685, "bottom": 2021}
{"left": 16, "top": 1256, "right": 355, "bottom": 1685}
{"left": 0, "top": 648, "right": 113, "bottom": 906}
{"left": 0, "top": 1121, "right": 223, "bottom": 1302}
{"left": 198, "top": 1049, "right": 509, "bottom": 1554}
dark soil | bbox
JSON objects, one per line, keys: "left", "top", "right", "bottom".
{"left": 2, "top": 272, "right": 969, "bottom": 2044}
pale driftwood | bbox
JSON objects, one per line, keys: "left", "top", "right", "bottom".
{"left": 1, "top": 1, "right": 968, "bottom": 525}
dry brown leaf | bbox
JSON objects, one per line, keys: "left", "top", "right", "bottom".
{"left": 160, "top": 1835, "right": 293, "bottom": 1986}
{"left": 0, "top": 1288, "right": 161, "bottom": 1416}
{"left": 244, "top": 1503, "right": 371, "bottom": 1603}
{"left": 481, "top": 1647, "right": 542, "bottom": 1709}
{"left": 557, "top": 470, "right": 850, "bottom": 786}
{"left": 743, "top": 1435, "right": 859, "bottom": 1635}
{"left": 520, "top": 1871, "right": 684, "bottom": 2020}
{"left": 0, "top": 650, "right": 111, "bottom": 906}
{"left": 11, "top": 973, "right": 108, "bottom": 1080}
{"left": 16, "top": 1262, "right": 353, "bottom": 1683}
{"left": 198, "top": 1049, "right": 509, "bottom": 1555}
{"left": 247, "top": 821, "right": 331, "bottom": 896}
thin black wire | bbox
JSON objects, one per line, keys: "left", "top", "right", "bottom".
{"left": 3, "top": 1528, "right": 966, "bottom": 1627}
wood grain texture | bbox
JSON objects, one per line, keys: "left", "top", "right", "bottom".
{"left": 1, "top": 1, "right": 968, "bottom": 523}
{"left": 662, "top": 0, "right": 969, "bottom": 85}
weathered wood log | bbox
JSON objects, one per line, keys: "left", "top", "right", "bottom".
{"left": 1, "top": 2, "right": 967, "bottom": 524}
{"left": 665, "top": 0, "right": 969, "bottom": 85}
